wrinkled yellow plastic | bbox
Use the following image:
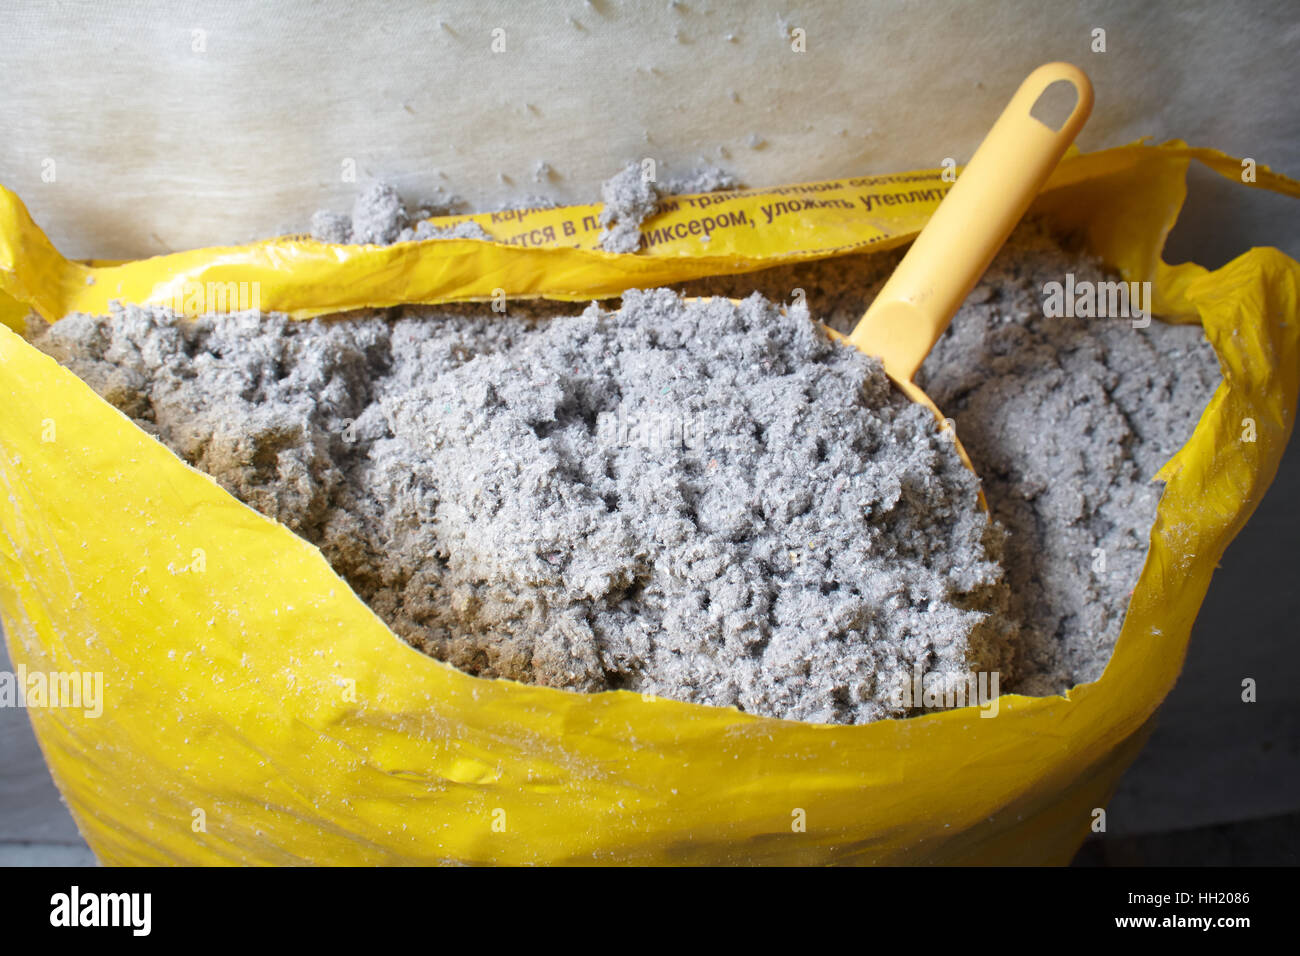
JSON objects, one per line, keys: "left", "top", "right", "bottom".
{"left": 1, "top": 143, "right": 1297, "bottom": 865}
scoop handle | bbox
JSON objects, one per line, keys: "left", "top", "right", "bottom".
{"left": 847, "top": 63, "right": 1093, "bottom": 381}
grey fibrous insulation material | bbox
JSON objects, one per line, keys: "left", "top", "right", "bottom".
{"left": 26, "top": 219, "right": 1221, "bottom": 721}
{"left": 597, "top": 162, "right": 741, "bottom": 253}
{"left": 30, "top": 291, "right": 1007, "bottom": 725}
{"left": 309, "top": 181, "right": 482, "bottom": 244}
{"left": 677, "top": 220, "right": 1222, "bottom": 692}
{"left": 598, "top": 162, "right": 661, "bottom": 253}
{"left": 311, "top": 165, "right": 738, "bottom": 253}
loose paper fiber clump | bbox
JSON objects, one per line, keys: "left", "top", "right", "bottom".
{"left": 31, "top": 290, "right": 1009, "bottom": 724}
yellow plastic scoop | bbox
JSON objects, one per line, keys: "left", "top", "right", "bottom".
{"left": 842, "top": 62, "right": 1094, "bottom": 484}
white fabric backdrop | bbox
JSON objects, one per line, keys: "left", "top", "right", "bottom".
{"left": 1, "top": 0, "right": 1296, "bottom": 260}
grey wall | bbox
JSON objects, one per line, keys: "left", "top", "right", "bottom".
{"left": 0, "top": 0, "right": 1296, "bottom": 259}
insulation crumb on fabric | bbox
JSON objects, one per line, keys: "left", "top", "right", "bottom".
{"left": 350, "top": 181, "right": 408, "bottom": 244}
{"left": 309, "top": 165, "right": 738, "bottom": 252}
{"left": 597, "top": 162, "right": 661, "bottom": 253}
{"left": 597, "top": 161, "right": 740, "bottom": 253}
{"left": 309, "top": 181, "right": 480, "bottom": 245}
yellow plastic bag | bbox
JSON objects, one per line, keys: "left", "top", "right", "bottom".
{"left": 1, "top": 143, "right": 1297, "bottom": 865}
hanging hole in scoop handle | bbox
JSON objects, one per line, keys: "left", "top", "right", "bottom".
{"left": 1018, "top": 62, "right": 1093, "bottom": 139}
{"left": 1030, "top": 80, "right": 1082, "bottom": 132}
{"left": 847, "top": 63, "right": 1094, "bottom": 383}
